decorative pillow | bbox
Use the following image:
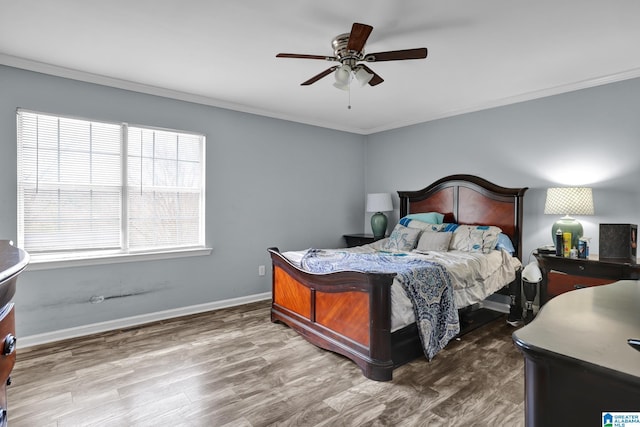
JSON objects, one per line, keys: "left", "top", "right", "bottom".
{"left": 441, "top": 223, "right": 459, "bottom": 232}
{"left": 403, "top": 212, "right": 444, "bottom": 224}
{"left": 449, "top": 225, "right": 502, "bottom": 253}
{"left": 381, "top": 224, "right": 422, "bottom": 252}
{"left": 495, "top": 233, "right": 516, "bottom": 255}
{"left": 398, "top": 217, "right": 444, "bottom": 232}
{"left": 414, "top": 231, "right": 453, "bottom": 253}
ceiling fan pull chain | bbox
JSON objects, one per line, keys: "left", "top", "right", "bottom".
{"left": 348, "top": 82, "right": 351, "bottom": 109}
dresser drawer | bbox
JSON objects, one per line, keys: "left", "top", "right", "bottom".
{"left": 536, "top": 252, "right": 640, "bottom": 307}
{"left": 552, "top": 261, "right": 625, "bottom": 279}
{"left": 547, "top": 272, "right": 617, "bottom": 298}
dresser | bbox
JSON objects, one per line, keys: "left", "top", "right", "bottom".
{"left": 513, "top": 280, "right": 640, "bottom": 427}
{"left": 534, "top": 252, "right": 640, "bottom": 305}
{"left": 0, "top": 241, "right": 28, "bottom": 426}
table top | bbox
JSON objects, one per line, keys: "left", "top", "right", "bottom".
{"left": 513, "top": 280, "right": 640, "bottom": 379}
{"left": 0, "top": 240, "right": 29, "bottom": 285}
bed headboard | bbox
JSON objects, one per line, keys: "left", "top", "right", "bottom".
{"left": 398, "top": 174, "right": 528, "bottom": 259}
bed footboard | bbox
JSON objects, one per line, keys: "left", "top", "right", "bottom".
{"left": 268, "top": 247, "right": 397, "bottom": 381}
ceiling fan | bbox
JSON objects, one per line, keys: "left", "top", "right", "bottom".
{"left": 276, "top": 22, "right": 428, "bottom": 90}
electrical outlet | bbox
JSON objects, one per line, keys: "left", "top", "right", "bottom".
{"left": 258, "top": 265, "right": 266, "bottom": 276}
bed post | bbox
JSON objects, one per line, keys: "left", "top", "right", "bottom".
{"left": 507, "top": 271, "right": 524, "bottom": 325}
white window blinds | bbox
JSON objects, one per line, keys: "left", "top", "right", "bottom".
{"left": 17, "top": 109, "right": 205, "bottom": 256}
{"left": 127, "top": 126, "right": 204, "bottom": 250}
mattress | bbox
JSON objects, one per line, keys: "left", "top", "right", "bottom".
{"left": 282, "top": 241, "right": 521, "bottom": 332}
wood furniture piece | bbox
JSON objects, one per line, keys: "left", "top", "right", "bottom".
{"left": 0, "top": 241, "right": 28, "bottom": 426}
{"left": 342, "top": 233, "right": 382, "bottom": 247}
{"left": 513, "top": 280, "right": 640, "bottom": 427}
{"left": 534, "top": 252, "right": 640, "bottom": 306}
{"left": 269, "top": 174, "right": 527, "bottom": 381}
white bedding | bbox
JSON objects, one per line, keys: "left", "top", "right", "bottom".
{"left": 282, "top": 240, "right": 522, "bottom": 332}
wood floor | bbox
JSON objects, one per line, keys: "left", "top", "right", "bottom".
{"left": 8, "top": 300, "right": 525, "bottom": 426}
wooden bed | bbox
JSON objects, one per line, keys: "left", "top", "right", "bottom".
{"left": 268, "top": 174, "right": 528, "bottom": 381}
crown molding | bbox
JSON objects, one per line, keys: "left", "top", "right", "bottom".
{"left": 366, "top": 67, "right": 640, "bottom": 134}
{"left": 3, "top": 53, "right": 640, "bottom": 136}
{"left": 0, "top": 54, "right": 363, "bottom": 134}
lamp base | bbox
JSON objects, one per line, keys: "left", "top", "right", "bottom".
{"left": 371, "top": 212, "right": 388, "bottom": 239}
{"left": 552, "top": 216, "right": 583, "bottom": 250}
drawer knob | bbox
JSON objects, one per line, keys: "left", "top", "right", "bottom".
{"left": 3, "top": 334, "right": 16, "bottom": 356}
{"left": 578, "top": 265, "right": 585, "bottom": 271}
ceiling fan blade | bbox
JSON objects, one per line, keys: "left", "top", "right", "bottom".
{"left": 364, "top": 48, "right": 428, "bottom": 62}
{"left": 346, "top": 23, "right": 373, "bottom": 52}
{"left": 301, "top": 66, "right": 338, "bottom": 85}
{"left": 276, "top": 53, "right": 338, "bottom": 61}
{"left": 359, "top": 65, "right": 384, "bottom": 86}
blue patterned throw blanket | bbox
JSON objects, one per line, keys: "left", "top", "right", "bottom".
{"left": 301, "top": 249, "right": 460, "bottom": 360}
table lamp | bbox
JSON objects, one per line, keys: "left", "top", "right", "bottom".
{"left": 544, "top": 187, "right": 594, "bottom": 249}
{"left": 366, "top": 193, "right": 393, "bottom": 238}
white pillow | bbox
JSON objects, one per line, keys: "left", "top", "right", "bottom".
{"left": 381, "top": 224, "right": 422, "bottom": 252}
{"left": 414, "top": 231, "right": 452, "bottom": 253}
{"left": 449, "top": 225, "right": 502, "bottom": 253}
{"left": 402, "top": 219, "right": 444, "bottom": 232}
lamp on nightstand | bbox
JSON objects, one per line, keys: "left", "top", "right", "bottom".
{"left": 366, "top": 193, "right": 393, "bottom": 238}
{"left": 544, "top": 187, "right": 594, "bottom": 249}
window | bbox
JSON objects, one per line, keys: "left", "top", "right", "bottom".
{"left": 17, "top": 109, "right": 207, "bottom": 266}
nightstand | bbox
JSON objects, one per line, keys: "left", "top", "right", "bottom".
{"left": 343, "top": 234, "right": 383, "bottom": 248}
{"left": 534, "top": 252, "right": 640, "bottom": 306}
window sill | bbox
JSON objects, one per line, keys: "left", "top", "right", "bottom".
{"left": 26, "top": 247, "right": 213, "bottom": 271}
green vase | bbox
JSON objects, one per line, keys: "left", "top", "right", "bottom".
{"left": 551, "top": 216, "right": 583, "bottom": 249}
{"left": 371, "top": 212, "right": 388, "bottom": 238}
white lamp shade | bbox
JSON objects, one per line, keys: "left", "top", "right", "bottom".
{"left": 333, "top": 65, "right": 351, "bottom": 90}
{"left": 544, "top": 187, "right": 594, "bottom": 215}
{"left": 333, "top": 81, "right": 350, "bottom": 91}
{"left": 354, "top": 67, "right": 373, "bottom": 87}
{"left": 366, "top": 193, "right": 393, "bottom": 213}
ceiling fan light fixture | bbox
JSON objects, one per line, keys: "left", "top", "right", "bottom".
{"left": 354, "top": 66, "right": 373, "bottom": 86}
{"left": 333, "top": 81, "right": 350, "bottom": 91}
{"left": 333, "top": 65, "right": 351, "bottom": 90}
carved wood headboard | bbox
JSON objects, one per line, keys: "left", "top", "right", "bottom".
{"left": 397, "top": 175, "right": 528, "bottom": 259}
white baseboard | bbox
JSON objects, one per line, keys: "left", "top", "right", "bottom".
{"left": 18, "top": 292, "right": 272, "bottom": 349}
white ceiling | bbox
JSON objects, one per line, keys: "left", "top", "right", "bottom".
{"left": 2, "top": 1, "right": 640, "bottom": 135}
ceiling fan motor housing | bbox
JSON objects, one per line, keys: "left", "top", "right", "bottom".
{"left": 332, "top": 33, "right": 363, "bottom": 68}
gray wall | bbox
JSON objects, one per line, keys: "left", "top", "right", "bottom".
{"left": 0, "top": 65, "right": 367, "bottom": 337}
{"left": 365, "top": 77, "right": 640, "bottom": 263}
{"left": 3, "top": 64, "right": 640, "bottom": 339}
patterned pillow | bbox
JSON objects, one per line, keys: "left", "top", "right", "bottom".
{"left": 449, "top": 225, "right": 502, "bottom": 253}
{"left": 414, "top": 231, "right": 452, "bottom": 253}
{"left": 381, "top": 224, "right": 422, "bottom": 252}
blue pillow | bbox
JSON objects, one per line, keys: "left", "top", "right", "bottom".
{"left": 495, "top": 233, "right": 516, "bottom": 254}
{"left": 403, "top": 212, "right": 444, "bottom": 225}
{"left": 441, "top": 223, "right": 459, "bottom": 232}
